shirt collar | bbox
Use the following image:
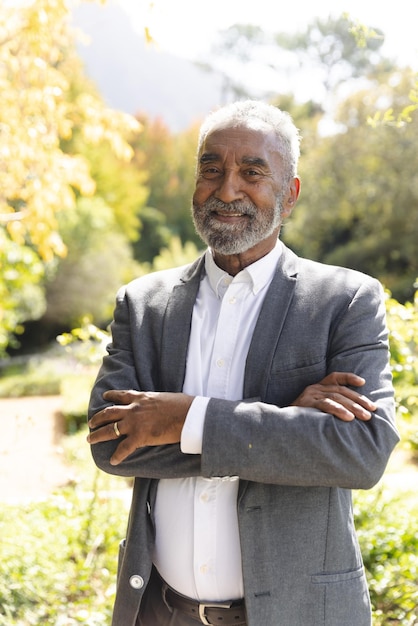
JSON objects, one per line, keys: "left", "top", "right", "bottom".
{"left": 204, "top": 240, "right": 282, "bottom": 298}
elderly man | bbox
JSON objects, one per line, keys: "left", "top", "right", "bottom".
{"left": 88, "top": 100, "right": 399, "bottom": 626}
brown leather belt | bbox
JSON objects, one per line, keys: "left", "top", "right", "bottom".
{"left": 159, "top": 574, "right": 246, "bottom": 625}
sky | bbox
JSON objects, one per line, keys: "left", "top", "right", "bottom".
{"left": 119, "top": 0, "right": 418, "bottom": 68}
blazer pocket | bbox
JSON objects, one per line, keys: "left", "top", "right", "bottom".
{"left": 267, "top": 359, "right": 327, "bottom": 405}
{"left": 311, "top": 565, "right": 365, "bottom": 584}
{"left": 310, "top": 566, "right": 371, "bottom": 626}
{"left": 271, "top": 358, "right": 326, "bottom": 379}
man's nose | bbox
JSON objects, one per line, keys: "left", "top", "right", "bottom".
{"left": 214, "top": 171, "right": 244, "bottom": 203}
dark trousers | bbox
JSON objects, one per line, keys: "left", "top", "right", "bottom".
{"left": 137, "top": 567, "right": 248, "bottom": 626}
{"left": 136, "top": 567, "right": 201, "bottom": 626}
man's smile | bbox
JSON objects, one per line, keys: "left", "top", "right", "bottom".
{"left": 211, "top": 210, "right": 250, "bottom": 221}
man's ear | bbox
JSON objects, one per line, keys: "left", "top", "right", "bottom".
{"left": 282, "top": 177, "right": 301, "bottom": 218}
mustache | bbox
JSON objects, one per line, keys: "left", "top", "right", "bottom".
{"left": 196, "top": 197, "right": 258, "bottom": 217}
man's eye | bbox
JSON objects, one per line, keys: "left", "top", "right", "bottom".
{"left": 201, "top": 167, "right": 221, "bottom": 178}
{"left": 245, "top": 169, "right": 261, "bottom": 178}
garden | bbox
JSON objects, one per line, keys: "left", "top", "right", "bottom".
{"left": 1, "top": 1, "right": 418, "bottom": 624}
{"left": 0, "top": 288, "right": 417, "bottom": 625}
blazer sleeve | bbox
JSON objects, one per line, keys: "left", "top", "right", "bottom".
{"left": 88, "top": 281, "right": 202, "bottom": 480}
{"left": 200, "top": 276, "right": 399, "bottom": 489}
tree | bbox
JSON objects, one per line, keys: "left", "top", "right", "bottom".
{"left": 131, "top": 206, "right": 172, "bottom": 264}
{"left": 131, "top": 114, "right": 200, "bottom": 251}
{"left": 201, "top": 15, "right": 392, "bottom": 106}
{"left": 275, "top": 14, "right": 390, "bottom": 93}
{"left": 349, "top": 18, "right": 418, "bottom": 126}
{"left": 201, "top": 24, "right": 266, "bottom": 101}
{"left": 283, "top": 68, "right": 418, "bottom": 302}
{"left": 0, "top": 0, "right": 139, "bottom": 258}
{"left": 41, "top": 197, "right": 139, "bottom": 335}
{"left": 71, "top": 138, "right": 148, "bottom": 243}
{"left": 0, "top": 0, "right": 142, "bottom": 354}
{"left": 0, "top": 231, "right": 45, "bottom": 353}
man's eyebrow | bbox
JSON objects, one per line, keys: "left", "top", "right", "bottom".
{"left": 199, "top": 154, "right": 268, "bottom": 167}
{"left": 241, "top": 156, "right": 268, "bottom": 167}
{"left": 199, "top": 152, "right": 220, "bottom": 163}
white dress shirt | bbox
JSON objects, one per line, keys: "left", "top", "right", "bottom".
{"left": 153, "top": 243, "right": 282, "bottom": 601}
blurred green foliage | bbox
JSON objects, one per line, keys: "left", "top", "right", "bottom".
{"left": 0, "top": 476, "right": 125, "bottom": 624}
{"left": 0, "top": 6, "right": 417, "bottom": 622}
{"left": 355, "top": 489, "right": 418, "bottom": 625}
{"left": 0, "top": 0, "right": 143, "bottom": 356}
{"left": 0, "top": 285, "right": 417, "bottom": 625}
{"left": 0, "top": 433, "right": 416, "bottom": 625}
{"left": 2, "top": 6, "right": 418, "bottom": 357}
{"left": 282, "top": 68, "right": 418, "bottom": 304}
{"left": 0, "top": 232, "right": 46, "bottom": 354}
{"left": 386, "top": 287, "right": 418, "bottom": 462}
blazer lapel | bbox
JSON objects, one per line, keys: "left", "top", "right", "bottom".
{"left": 244, "top": 246, "right": 299, "bottom": 399}
{"left": 160, "top": 257, "right": 205, "bottom": 391}
{"left": 239, "top": 246, "right": 299, "bottom": 501}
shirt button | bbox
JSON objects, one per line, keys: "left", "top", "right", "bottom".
{"left": 200, "top": 492, "right": 209, "bottom": 503}
{"left": 229, "top": 296, "right": 236, "bottom": 304}
{"left": 200, "top": 564, "right": 208, "bottom": 574}
{"left": 129, "top": 575, "right": 144, "bottom": 589}
{"left": 216, "top": 358, "right": 224, "bottom": 368}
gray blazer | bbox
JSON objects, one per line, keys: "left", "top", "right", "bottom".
{"left": 89, "top": 244, "right": 399, "bottom": 626}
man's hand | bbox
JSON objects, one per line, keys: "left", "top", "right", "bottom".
{"left": 87, "top": 390, "right": 194, "bottom": 465}
{"left": 291, "top": 372, "right": 377, "bottom": 421}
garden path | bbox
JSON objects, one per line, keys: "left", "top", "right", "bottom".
{"left": 0, "top": 396, "right": 74, "bottom": 503}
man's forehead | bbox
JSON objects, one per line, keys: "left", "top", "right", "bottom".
{"left": 200, "top": 121, "right": 279, "bottom": 161}
{"left": 204, "top": 118, "right": 273, "bottom": 139}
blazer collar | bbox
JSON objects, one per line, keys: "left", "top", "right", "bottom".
{"left": 160, "top": 256, "right": 205, "bottom": 391}
{"left": 204, "top": 243, "right": 283, "bottom": 298}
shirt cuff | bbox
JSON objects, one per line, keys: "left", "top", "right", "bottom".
{"left": 180, "top": 396, "right": 210, "bottom": 454}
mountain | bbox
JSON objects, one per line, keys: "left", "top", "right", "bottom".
{"left": 72, "top": 2, "right": 224, "bottom": 131}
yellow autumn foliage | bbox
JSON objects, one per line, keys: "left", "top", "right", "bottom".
{"left": 0, "top": 0, "right": 140, "bottom": 261}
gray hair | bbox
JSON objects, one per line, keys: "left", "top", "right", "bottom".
{"left": 197, "top": 100, "right": 301, "bottom": 181}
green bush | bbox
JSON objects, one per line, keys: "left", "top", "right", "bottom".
{"left": 354, "top": 489, "right": 418, "bottom": 625}
{"left": 0, "top": 362, "right": 62, "bottom": 397}
{"left": 0, "top": 476, "right": 127, "bottom": 625}
{"left": 1, "top": 478, "right": 416, "bottom": 625}
{"left": 0, "top": 287, "right": 416, "bottom": 624}
{"left": 386, "top": 286, "right": 418, "bottom": 458}
{"left": 0, "top": 344, "right": 96, "bottom": 400}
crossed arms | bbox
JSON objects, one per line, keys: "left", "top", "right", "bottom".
{"left": 87, "top": 266, "right": 399, "bottom": 487}
{"left": 88, "top": 372, "right": 377, "bottom": 466}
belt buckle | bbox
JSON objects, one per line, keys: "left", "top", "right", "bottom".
{"left": 198, "top": 602, "right": 231, "bottom": 625}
